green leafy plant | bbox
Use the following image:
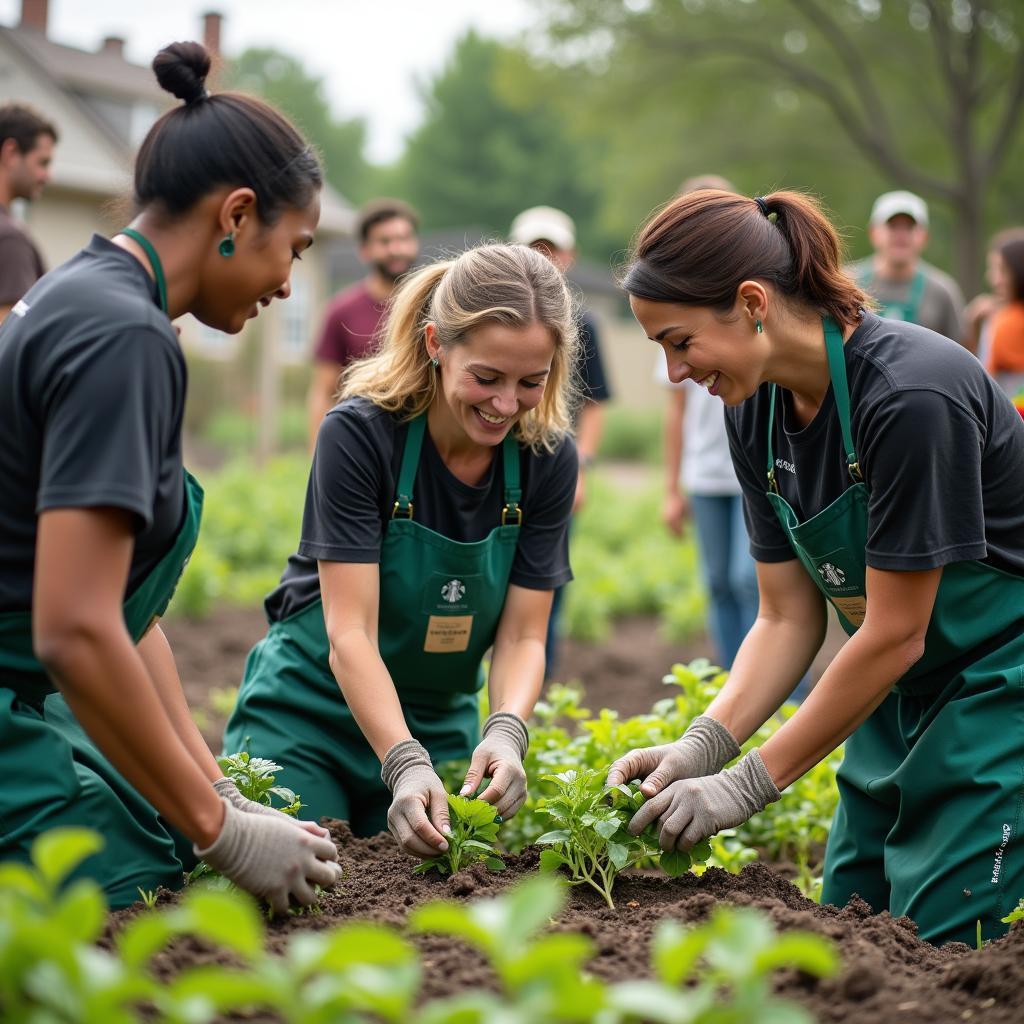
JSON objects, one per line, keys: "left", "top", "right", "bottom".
{"left": 413, "top": 794, "right": 505, "bottom": 877}
{"left": 536, "top": 768, "right": 711, "bottom": 909}
{"left": 217, "top": 751, "right": 302, "bottom": 815}
{"left": 1002, "top": 898, "right": 1024, "bottom": 924}
{"left": 136, "top": 887, "right": 158, "bottom": 910}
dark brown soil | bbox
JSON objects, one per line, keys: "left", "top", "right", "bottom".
{"left": 110, "top": 820, "right": 1023, "bottom": 1024}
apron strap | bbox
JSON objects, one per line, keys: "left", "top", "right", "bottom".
{"left": 905, "top": 268, "right": 926, "bottom": 322}
{"left": 119, "top": 228, "right": 169, "bottom": 314}
{"left": 765, "top": 316, "right": 861, "bottom": 492}
{"left": 391, "top": 414, "right": 523, "bottom": 528}
{"left": 392, "top": 414, "right": 426, "bottom": 519}
{"left": 501, "top": 433, "right": 522, "bottom": 527}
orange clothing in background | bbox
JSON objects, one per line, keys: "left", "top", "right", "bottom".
{"left": 987, "top": 302, "right": 1024, "bottom": 373}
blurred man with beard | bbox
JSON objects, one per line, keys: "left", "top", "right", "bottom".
{"left": 0, "top": 104, "right": 57, "bottom": 324}
{"left": 307, "top": 198, "right": 419, "bottom": 446}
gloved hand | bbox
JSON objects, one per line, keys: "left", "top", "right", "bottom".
{"left": 213, "top": 777, "right": 330, "bottom": 838}
{"left": 606, "top": 715, "right": 740, "bottom": 796}
{"left": 627, "top": 750, "right": 781, "bottom": 852}
{"left": 461, "top": 712, "right": 530, "bottom": 818}
{"left": 194, "top": 798, "right": 343, "bottom": 914}
{"left": 381, "top": 739, "right": 451, "bottom": 859}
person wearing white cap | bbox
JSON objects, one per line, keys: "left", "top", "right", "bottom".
{"left": 848, "top": 190, "right": 964, "bottom": 341}
{"left": 509, "top": 206, "right": 611, "bottom": 677}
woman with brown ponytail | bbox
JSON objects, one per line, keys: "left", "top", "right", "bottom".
{"left": 608, "top": 189, "right": 1024, "bottom": 947}
{"left": 224, "top": 244, "right": 579, "bottom": 860}
{"left": 0, "top": 42, "right": 341, "bottom": 911}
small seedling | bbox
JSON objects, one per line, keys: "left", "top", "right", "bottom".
{"left": 1002, "top": 898, "right": 1024, "bottom": 925}
{"left": 218, "top": 751, "right": 303, "bottom": 815}
{"left": 413, "top": 794, "right": 506, "bottom": 877}
{"left": 137, "top": 887, "right": 158, "bottom": 910}
{"left": 536, "top": 768, "right": 712, "bottom": 908}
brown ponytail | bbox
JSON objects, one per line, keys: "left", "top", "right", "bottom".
{"left": 623, "top": 189, "right": 869, "bottom": 327}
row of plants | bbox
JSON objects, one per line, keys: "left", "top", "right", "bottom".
{"left": 168, "top": 457, "right": 707, "bottom": 644}
{"left": 440, "top": 659, "right": 841, "bottom": 901}
{"left": 0, "top": 827, "right": 841, "bottom": 1024}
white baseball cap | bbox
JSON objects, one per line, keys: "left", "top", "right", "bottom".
{"left": 509, "top": 206, "right": 576, "bottom": 251}
{"left": 869, "top": 190, "right": 929, "bottom": 227}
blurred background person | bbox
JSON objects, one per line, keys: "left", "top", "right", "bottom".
{"left": 0, "top": 103, "right": 57, "bottom": 324}
{"left": 307, "top": 197, "right": 419, "bottom": 447}
{"left": 509, "top": 205, "right": 611, "bottom": 677}
{"left": 850, "top": 190, "right": 964, "bottom": 341}
{"left": 963, "top": 228, "right": 1024, "bottom": 363}
{"left": 983, "top": 229, "right": 1024, "bottom": 404}
{"left": 657, "top": 175, "right": 758, "bottom": 671}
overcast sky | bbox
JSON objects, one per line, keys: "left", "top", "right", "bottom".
{"left": 0, "top": 0, "right": 535, "bottom": 162}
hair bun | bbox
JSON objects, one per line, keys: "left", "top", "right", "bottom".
{"left": 152, "top": 41, "right": 211, "bottom": 104}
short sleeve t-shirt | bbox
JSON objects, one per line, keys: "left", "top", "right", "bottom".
{"left": 0, "top": 235, "right": 187, "bottom": 613}
{"left": 265, "top": 397, "right": 578, "bottom": 621}
{"left": 849, "top": 258, "right": 965, "bottom": 342}
{"left": 0, "top": 204, "right": 45, "bottom": 306}
{"left": 313, "top": 280, "right": 387, "bottom": 366}
{"left": 724, "top": 312, "right": 1024, "bottom": 578}
{"left": 988, "top": 302, "right": 1024, "bottom": 374}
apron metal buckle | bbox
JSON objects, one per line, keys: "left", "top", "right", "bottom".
{"left": 392, "top": 500, "right": 414, "bottom": 519}
{"left": 848, "top": 461, "right": 863, "bottom": 482}
{"left": 767, "top": 468, "right": 779, "bottom": 495}
{"left": 501, "top": 503, "right": 522, "bottom": 526}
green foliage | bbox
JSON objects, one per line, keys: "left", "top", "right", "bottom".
{"left": 392, "top": 31, "right": 599, "bottom": 243}
{"left": 217, "top": 751, "right": 303, "bottom": 816}
{"left": 597, "top": 407, "right": 664, "bottom": 464}
{"left": 1002, "top": 898, "right": 1024, "bottom": 925}
{"left": 1, "top": 829, "right": 838, "bottom": 1024}
{"left": 536, "top": 768, "right": 711, "bottom": 908}
{"left": 413, "top": 794, "right": 505, "bottom": 877}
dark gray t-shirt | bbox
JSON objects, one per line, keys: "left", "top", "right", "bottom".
{"left": 0, "top": 234, "right": 186, "bottom": 613}
{"left": 265, "top": 397, "right": 577, "bottom": 621}
{"left": 725, "top": 312, "right": 1024, "bottom": 577}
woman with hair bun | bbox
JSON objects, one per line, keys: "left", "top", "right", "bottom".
{"left": 607, "top": 188, "right": 1024, "bottom": 947}
{"left": 0, "top": 41, "right": 341, "bottom": 911}
{"left": 224, "top": 243, "right": 579, "bottom": 860}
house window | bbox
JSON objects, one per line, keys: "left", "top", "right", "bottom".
{"left": 279, "top": 268, "right": 311, "bottom": 362}
{"left": 130, "top": 103, "right": 160, "bottom": 147}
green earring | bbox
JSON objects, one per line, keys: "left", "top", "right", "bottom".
{"left": 755, "top": 319, "right": 763, "bottom": 334}
{"left": 431, "top": 357, "right": 439, "bottom": 368}
{"left": 218, "top": 232, "right": 236, "bottom": 258}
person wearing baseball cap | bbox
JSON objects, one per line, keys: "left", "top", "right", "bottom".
{"left": 849, "top": 190, "right": 964, "bottom": 340}
{"left": 509, "top": 206, "right": 611, "bottom": 677}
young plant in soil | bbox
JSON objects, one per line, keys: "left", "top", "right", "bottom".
{"left": 412, "top": 794, "right": 506, "bottom": 877}
{"left": 217, "top": 751, "right": 303, "bottom": 815}
{"left": 536, "top": 767, "right": 712, "bottom": 909}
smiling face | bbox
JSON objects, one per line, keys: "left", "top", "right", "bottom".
{"left": 427, "top": 320, "right": 556, "bottom": 448}
{"left": 629, "top": 294, "right": 766, "bottom": 406}
{"left": 193, "top": 194, "right": 320, "bottom": 334}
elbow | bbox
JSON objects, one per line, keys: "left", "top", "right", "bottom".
{"left": 33, "top": 614, "right": 113, "bottom": 682}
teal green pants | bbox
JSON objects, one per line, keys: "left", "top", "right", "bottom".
{"left": 822, "top": 633, "right": 1024, "bottom": 947}
{"left": 0, "top": 688, "right": 192, "bottom": 908}
{"left": 222, "top": 613, "right": 480, "bottom": 836}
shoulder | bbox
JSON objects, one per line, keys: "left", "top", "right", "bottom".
{"left": 993, "top": 302, "right": 1024, "bottom": 332}
{"left": 320, "top": 395, "right": 399, "bottom": 447}
{"left": 524, "top": 431, "right": 578, "bottom": 482}
{"left": 919, "top": 260, "right": 964, "bottom": 302}
{"left": 326, "top": 281, "right": 375, "bottom": 315}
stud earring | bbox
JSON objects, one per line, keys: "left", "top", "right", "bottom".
{"left": 218, "top": 232, "right": 236, "bottom": 258}
{"left": 431, "top": 357, "right": 439, "bottom": 368}
{"left": 755, "top": 319, "right": 763, "bottom": 334}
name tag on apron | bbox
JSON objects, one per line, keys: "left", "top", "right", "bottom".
{"left": 424, "top": 614, "right": 474, "bottom": 652}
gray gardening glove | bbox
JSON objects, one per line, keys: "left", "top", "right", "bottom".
{"left": 461, "top": 712, "right": 530, "bottom": 819}
{"left": 606, "top": 714, "right": 740, "bottom": 797}
{"left": 213, "top": 777, "right": 330, "bottom": 838}
{"left": 381, "top": 739, "right": 451, "bottom": 860}
{"left": 194, "top": 798, "right": 343, "bottom": 914}
{"left": 627, "top": 750, "right": 781, "bottom": 852}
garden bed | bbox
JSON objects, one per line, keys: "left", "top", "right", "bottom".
{"left": 114, "top": 820, "right": 1024, "bottom": 1024}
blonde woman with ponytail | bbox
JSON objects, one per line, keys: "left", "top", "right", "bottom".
{"left": 225, "top": 244, "right": 580, "bottom": 858}
{"left": 607, "top": 188, "right": 1024, "bottom": 949}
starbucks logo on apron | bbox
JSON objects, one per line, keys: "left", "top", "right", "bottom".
{"left": 441, "top": 579, "right": 467, "bottom": 604}
{"left": 817, "top": 562, "right": 846, "bottom": 587}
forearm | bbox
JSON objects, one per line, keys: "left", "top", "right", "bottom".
{"left": 487, "top": 633, "right": 546, "bottom": 722}
{"left": 328, "top": 629, "right": 411, "bottom": 760}
{"left": 759, "top": 627, "right": 924, "bottom": 790}
{"left": 138, "top": 625, "right": 221, "bottom": 781}
{"left": 41, "top": 625, "right": 224, "bottom": 847}
{"left": 704, "top": 606, "right": 825, "bottom": 745}
{"left": 663, "top": 402, "right": 683, "bottom": 494}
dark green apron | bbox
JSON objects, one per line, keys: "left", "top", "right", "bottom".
{"left": 223, "top": 413, "right": 523, "bottom": 834}
{"left": 0, "top": 472, "right": 204, "bottom": 909}
{"left": 859, "top": 267, "right": 926, "bottom": 323}
{"left": 764, "top": 317, "right": 1024, "bottom": 946}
